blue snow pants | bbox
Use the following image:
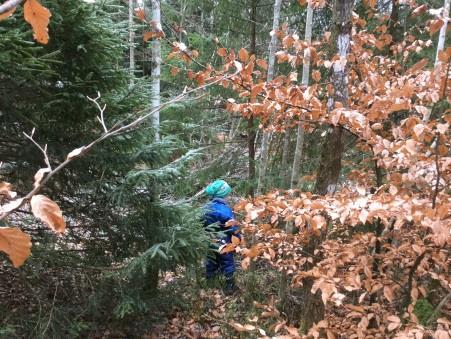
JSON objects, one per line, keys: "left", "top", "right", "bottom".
{"left": 206, "top": 251, "right": 235, "bottom": 279}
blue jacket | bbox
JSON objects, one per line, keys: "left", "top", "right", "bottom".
{"left": 203, "top": 198, "right": 240, "bottom": 244}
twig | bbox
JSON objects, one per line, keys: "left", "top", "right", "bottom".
{"left": 87, "top": 92, "right": 108, "bottom": 133}
{"left": 41, "top": 282, "right": 58, "bottom": 337}
{"left": 432, "top": 133, "right": 441, "bottom": 209}
{"left": 23, "top": 129, "right": 52, "bottom": 170}
{"left": 0, "top": 0, "right": 23, "bottom": 15}
{"left": 0, "top": 72, "right": 236, "bottom": 221}
{"left": 426, "top": 291, "right": 451, "bottom": 325}
{"left": 405, "top": 251, "right": 427, "bottom": 306}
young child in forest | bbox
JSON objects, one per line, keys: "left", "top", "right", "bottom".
{"left": 202, "top": 179, "right": 241, "bottom": 295}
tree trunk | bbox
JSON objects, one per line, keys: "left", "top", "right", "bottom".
{"left": 280, "top": 129, "right": 291, "bottom": 188}
{"left": 151, "top": 0, "right": 161, "bottom": 141}
{"left": 314, "top": 0, "right": 353, "bottom": 195}
{"left": 247, "top": 0, "right": 258, "bottom": 197}
{"left": 129, "top": 0, "right": 135, "bottom": 87}
{"left": 300, "top": 0, "right": 354, "bottom": 332}
{"left": 290, "top": 2, "right": 313, "bottom": 189}
{"left": 435, "top": 0, "right": 450, "bottom": 67}
{"left": 257, "top": 0, "right": 282, "bottom": 195}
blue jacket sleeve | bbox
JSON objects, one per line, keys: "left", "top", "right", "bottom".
{"left": 203, "top": 199, "right": 240, "bottom": 244}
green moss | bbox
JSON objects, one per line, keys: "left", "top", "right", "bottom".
{"left": 414, "top": 298, "right": 435, "bottom": 325}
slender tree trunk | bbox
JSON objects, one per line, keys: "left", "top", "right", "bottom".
{"left": 257, "top": 0, "right": 282, "bottom": 195}
{"left": 314, "top": 0, "right": 353, "bottom": 195}
{"left": 247, "top": 0, "right": 258, "bottom": 197}
{"left": 151, "top": 0, "right": 161, "bottom": 141}
{"left": 280, "top": 129, "right": 291, "bottom": 188}
{"left": 290, "top": 2, "right": 313, "bottom": 189}
{"left": 435, "top": 0, "right": 450, "bottom": 67}
{"left": 129, "top": 0, "right": 135, "bottom": 87}
{"left": 299, "top": 0, "right": 354, "bottom": 332}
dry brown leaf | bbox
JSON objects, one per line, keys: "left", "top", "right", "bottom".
{"left": 0, "top": 227, "right": 32, "bottom": 267}
{"left": 135, "top": 8, "right": 146, "bottom": 22}
{"left": 238, "top": 48, "right": 249, "bottom": 62}
{"left": 383, "top": 285, "right": 394, "bottom": 302}
{"left": 0, "top": 182, "right": 16, "bottom": 200}
{"left": 256, "top": 59, "right": 268, "bottom": 70}
{"left": 217, "top": 48, "right": 227, "bottom": 57}
{"left": 24, "top": 0, "right": 51, "bottom": 44}
{"left": 312, "top": 70, "right": 321, "bottom": 82}
{"left": 66, "top": 147, "right": 85, "bottom": 160}
{"left": 30, "top": 195, "right": 65, "bottom": 233}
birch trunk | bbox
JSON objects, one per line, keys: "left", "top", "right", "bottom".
{"left": 129, "top": 0, "right": 135, "bottom": 87}
{"left": 314, "top": 0, "right": 353, "bottom": 195}
{"left": 151, "top": 0, "right": 161, "bottom": 141}
{"left": 435, "top": 0, "right": 450, "bottom": 67}
{"left": 290, "top": 2, "right": 313, "bottom": 189}
{"left": 301, "top": 0, "right": 354, "bottom": 330}
{"left": 247, "top": 0, "right": 257, "bottom": 197}
{"left": 256, "top": 0, "right": 282, "bottom": 195}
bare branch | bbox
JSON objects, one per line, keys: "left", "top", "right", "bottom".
{"left": 0, "top": 0, "right": 23, "bottom": 15}
{"left": 0, "top": 72, "right": 236, "bottom": 221}
{"left": 87, "top": 92, "right": 108, "bottom": 133}
{"left": 23, "top": 131, "right": 52, "bottom": 170}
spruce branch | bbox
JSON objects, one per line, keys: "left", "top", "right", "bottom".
{"left": 0, "top": 72, "right": 236, "bottom": 221}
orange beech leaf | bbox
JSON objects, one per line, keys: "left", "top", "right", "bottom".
{"left": 256, "top": 59, "right": 268, "bottom": 70}
{"left": 135, "top": 8, "right": 146, "bottom": 22}
{"left": 238, "top": 48, "right": 249, "bottom": 62}
{"left": 143, "top": 31, "right": 156, "bottom": 42}
{"left": 230, "top": 322, "right": 255, "bottom": 332}
{"left": 231, "top": 235, "right": 241, "bottom": 245}
{"left": 170, "top": 67, "right": 180, "bottom": 77}
{"left": 220, "top": 243, "right": 235, "bottom": 254}
{"left": 0, "top": 6, "right": 16, "bottom": 20}
{"left": 30, "top": 195, "right": 65, "bottom": 233}
{"left": 0, "top": 182, "right": 16, "bottom": 200}
{"left": 429, "top": 19, "right": 444, "bottom": 35}
{"left": 0, "top": 227, "right": 32, "bottom": 267}
{"left": 23, "top": 0, "right": 51, "bottom": 44}
{"left": 312, "top": 70, "right": 321, "bottom": 82}
{"left": 241, "top": 256, "right": 251, "bottom": 270}
{"left": 411, "top": 4, "right": 427, "bottom": 17}
{"left": 217, "top": 48, "right": 227, "bottom": 57}
{"left": 312, "top": 215, "right": 326, "bottom": 229}
{"left": 383, "top": 285, "right": 394, "bottom": 302}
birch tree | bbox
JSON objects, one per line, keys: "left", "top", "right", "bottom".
{"left": 256, "top": 0, "right": 282, "bottom": 195}
{"left": 314, "top": 0, "right": 354, "bottom": 195}
{"left": 290, "top": 1, "right": 313, "bottom": 189}
{"left": 435, "top": 0, "right": 450, "bottom": 67}
{"left": 129, "top": 0, "right": 135, "bottom": 87}
{"left": 151, "top": 0, "right": 161, "bottom": 140}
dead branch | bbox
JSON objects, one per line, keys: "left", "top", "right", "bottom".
{"left": 0, "top": 72, "right": 236, "bottom": 221}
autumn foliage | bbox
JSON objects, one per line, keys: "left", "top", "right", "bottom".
{"left": 160, "top": 0, "right": 450, "bottom": 336}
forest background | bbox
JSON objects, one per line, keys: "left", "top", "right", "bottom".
{"left": 0, "top": 0, "right": 449, "bottom": 337}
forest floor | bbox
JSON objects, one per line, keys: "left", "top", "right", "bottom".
{"left": 144, "top": 266, "right": 288, "bottom": 339}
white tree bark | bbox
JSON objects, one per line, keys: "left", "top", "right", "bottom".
{"left": 290, "top": 1, "right": 313, "bottom": 189}
{"left": 256, "top": 0, "right": 282, "bottom": 195}
{"left": 151, "top": 0, "right": 161, "bottom": 141}
{"left": 129, "top": 0, "right": 135, "bottom": 87}
{"left": 435, "top": 0, "right": 450, "bottom": 67}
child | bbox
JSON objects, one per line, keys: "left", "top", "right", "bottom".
{"left": 203, "top": 179, "right": 241, "bottom": 295}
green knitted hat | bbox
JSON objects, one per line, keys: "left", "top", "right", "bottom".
{"left": 205, "top": 179, "right": 232, "bottom": 198}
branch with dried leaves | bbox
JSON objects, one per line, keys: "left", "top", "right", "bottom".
{"left": 0, "top": 73, "right": 235, "bottom": 222}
